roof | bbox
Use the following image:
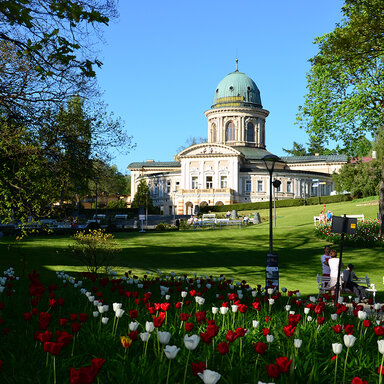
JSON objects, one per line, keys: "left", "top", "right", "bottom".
{"left": 280, "top": 155, "right": 348, "bottom": 163}
{"left": 128, "top": 161, "right": 180, "bottom": 169}
{"left": 232, "top": 146, "right": 278, "bottom": 160}
{"left": 212, "top": 71, "right": 262, "bottom": 109}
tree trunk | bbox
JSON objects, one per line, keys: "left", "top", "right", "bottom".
{"left": 380, "top": 159, "right": 384, "bottom": 234}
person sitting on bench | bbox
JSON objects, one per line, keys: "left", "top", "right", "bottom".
{"left": 342, "top": 263, "right": 368, "bottom": 301}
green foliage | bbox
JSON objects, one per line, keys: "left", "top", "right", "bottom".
{"left": 282, "top": 141, "right": 307, "bottom": 156}
{"left": 131, "top": 180, "right": 153, "bottom": 210}
{"left": 106, "top": 200, "right": 127, "bottom": 209}
{"left": 69, "top": 229, "right": 120, "bottom": 273}
{"left": 315, "top": 219, "right": 384, "bottom": 247}
{"left": 333, "top": 160, "right": 381, "bottom": 198}
{"left": 155, "top": 222, "right": 177, "bottom": 231}
{"left": 296, "top": 0, "right": 384, "bottom": 229}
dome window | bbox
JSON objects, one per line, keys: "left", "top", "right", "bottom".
{"left": 225, "top": 121, "right": 236, "bottom": 142}
{"left": 246, "top": 122, "right": 255, "bottom": 142}
{"left": 216, "top": 89, "right": 219, "bottom": 93}
{"left": 229, "top": 86, "right": 234, "bottom": 91}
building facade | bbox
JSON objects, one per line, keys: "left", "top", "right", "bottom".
{"left": 128, "top": 66, "right": 347, "bottom": 215}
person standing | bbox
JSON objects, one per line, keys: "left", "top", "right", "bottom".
{"left": 321, "top": 246, "right": 331, "bottom": 277}
{"left": 329, "top": 249, "right": 343, "bottom": 299}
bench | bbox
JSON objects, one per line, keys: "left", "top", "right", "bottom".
{"left": 314, "top": 214, "right": 365, "bottom": 226}
{"left": 202, "top": 214, "right": 216, "bottom": 221}
{"left": 316, "top": 273, "right": 376, "bottom": 303}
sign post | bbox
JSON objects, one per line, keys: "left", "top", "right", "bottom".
{"left": 331, "top": 215, "right": 357, "bottom": 309}
{"left": 138, "top": 205, "right": 145, "bottom": 232}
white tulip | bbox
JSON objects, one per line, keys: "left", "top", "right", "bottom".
{"left": 158, "top": 331, "right": 171, "bottom": 345}
{"left": 343, "top": 334, "right": 357, "bottom": 348}
{"left": 266, "top": 335, "right": 274, "bottom": 343}
{"left": 252, "top": 320, "right": 260, "bottom": 328}
{"left": 331, "top": 313, "right": 338, "bottom": 321}
{"left": 251, "top": 291, "right": 257, "bottom": 297}
{"left": 212, "top": 307, "right": 218, "bottom": 314}
{"left": 378, "top": 339, "right": 384, "bottom": 355}
{"left": 294, "top": 339, "right": 302, "bottom": 348}
{"left": 145, "top": 321, "right": 155, "bottom": 333}
{"left": 165, "top": 295, "right": 171, "bottom": 300}
{"left": 309, "top": 296, "right": 316, "bottom": 303}
{"left": 184, "top": 334, "right": 200, "bottom": 350}
{"left": 115, "top": 308, "right": 125, "bottom": 318}
{"left": 113, "top": 303, "right": 122, "bottom": 312}
{"left": 101, "top": 317, "right": 109, "bottom": 325}
{"left": 102, "top": 305, "right": 109, "bottom": 312}
{"left": 164, "top": 345, "right": 180, "bottom": 359}
{"left": 98, "top": 306, "right": 105, "bottom": 314}
{"left": 304, "top": 308, "right": 310, "bottom": 315}
{"left": 374, "top": 303, "right": 381, "bottom": 310}
{"left": 88, "top": 295, "right": 95, "bottom": 302}
{"left": 289, "top": 311, "right": 296, "bottom": 315}
{"left": 268, "top": 299, "right": 275, "bottom": 305}
{"left": 332, "top": 343, "right": 343, "bottom": 354}
{"left": 93, "top": 300, "right": 100, "bottom": 307}
{"left": 357, "top": 311, "right": 367, "bottom": 320}
{"left": 231, "top": 305, "right": 238, "bottom": 313}
{"left": 198, "top": 369, "right": 221, "bottom": 384}
{"left": 140, "top": 332, "right": 151, "bottom": 342}
{"left": 267, "top": 288, "right": 274, "bottom": 295}
{"left": 354, "top": 298, "right": 360, "bottom": 303}
{"left": 93, "top": 311, "right": 99, "bottom": 318}
{"left": 307, "top": 316, "right": 313, "bottom": 322}
{"left": 129, "top": 321, "right": 139, "bottom": 331}
{"left": 181, "top": 291, "right": 187, "bottom": 298}
{"left": 296, "top": 292, "right": 301, "bottom": 297}
{"left": 285, "top": 305, "right": 291, "bottom": 311}
{"left": 220, "top": 307, "right": 228, "bottom": 315}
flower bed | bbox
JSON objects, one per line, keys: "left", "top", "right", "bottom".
{"left": 0, "top": 267, "right": 384, "bottom": 383}
{"left": 315, "top": 219, "right": 384, "bottom": 247}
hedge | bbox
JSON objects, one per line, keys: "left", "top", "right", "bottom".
{"left": 200, "top": 194, "right": 352, "bottom": 213}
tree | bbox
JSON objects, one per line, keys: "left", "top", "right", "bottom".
{"left": 282, "top": 141, "right": 307, "bottom": 156}
{"left": 176, "top": 136, "right": 207, "bottom": 153}
{"left": 131, "top": 179, "right": 153, "bottom": 210}
{"left": 333, "top": 160, "right": 381, "bottom": 198}
{"left": 296, "top": 0, "right": 384, "bottom": 231}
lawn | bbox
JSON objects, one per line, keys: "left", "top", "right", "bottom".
{"left": 0, "top": 197, "right": 382, "bottom": 296}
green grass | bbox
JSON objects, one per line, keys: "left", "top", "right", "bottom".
{"left": 1, "top": 197, "right": 382, "bottom": 296}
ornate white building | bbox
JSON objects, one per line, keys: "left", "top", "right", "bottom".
{"left": 128, "top": 65, "right": 347, "bottom": 215}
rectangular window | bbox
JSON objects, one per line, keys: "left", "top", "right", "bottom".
{"left": 220, "top": 175, "right": 227, "bottom": 188}
{"left": 206, "top": 176, "right": 213, "bottom": 189}
{"left": 245, "top": 179, "right": 252, "bottom": 193}
{"left": 287, "top": 181, "right": 292, "bottom": 193}
{"left": 167, "top": 181, "right": 171, "bottom": 193}
{"left": 191, "top": 176, "right": 198, "bottom": 189}
{"left": 175, "top": 181, "right": 180, "bottom": 191}
{"left": 257, "top": 180, "right": 263, "bottom": 192}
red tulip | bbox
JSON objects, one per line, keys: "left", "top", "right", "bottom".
{"left": 185, "top": 322, "right": 194, "bottom": 332}
{"left": 192, "top": 362, "right": 206, "bottom": 376}
{"left": 217, "top": 342, "right": 229, "bottom": 355}
{"left": 352, "top": 377, "right": 369, "bottom": 384}
{"left": 70, "top": 314, "right": 78, "bottom": 321}
{"left": 56, "top": 330, "right": 73, "bottom": 346}
{"left": 379, "top": 365, "right": 384, "bottom": 376}
{"left": 129, "top": 310, "right": 138, "bottom": 319}
{"left": 180, "top": 313, "right": 190, "bottom": 321}
{"left": 235, "top": 327, "right": 247, "bottom": 337}
{"left": 374, "top": 326, "right": 384, "bottom": 336}
{"left": 254, "top": 341, "right": 268, "bottom": 354}
{"left": 266, "top": 363, "right": 280, "bottom": 378}
{"left": 200, "top": 331, "right": 213, "bottom": 344}
{"left": 79, "top": 313, "right": 88, "bottom": 322}
{"left": 252, "top": 301, "right": 261, "bottom": 311}
{"left": 344, "top": 324, "right": 354, "bottom": 335}
{"left": 262, "top": 328, "right": 270, "bottom": 336}
{"left": 276, "top": 356, "right": 292, "bottom": 373}
{"left": 23, "top": 312, "right": 32, "bottom": 321}
{"left": 238, "top": 304, "right": 247, "bottom": 313}
{"left": 60, "top": 318, "right": 69, "bottom": 327}
{"left": 317, "top": 317, "right": 325, "bottom": 325}
{"left": 194, "top": 311, "right": 206, "bottom": 324}
{"left": 44, "top": 341, "right": 64, "bottom": 355}
{"left": 128, "top": 330, "right": 138, "bottom": 341}
{"left": 332, "top": 324, "right": 342, "bottom": 334}
{"left": 283, "top": 325, "right": 296, "bottom": 337}
{"left": 71, "top": 322, "right": 82, "bottom": 334}
{"left": 363, "top": 320, "right": 371, "bottom": 328}
{"left": 226, "top": 330, "right": 238, "bottom": 343}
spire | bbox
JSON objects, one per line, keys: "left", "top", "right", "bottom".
{"left": 236, "top": 58, "right": 239, "bottom": 71}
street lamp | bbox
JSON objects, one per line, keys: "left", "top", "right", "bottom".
{"left": 262, "top": 154, "right": 282, "bottom": 291}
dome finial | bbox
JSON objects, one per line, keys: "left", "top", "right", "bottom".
{"left": 236, "top": 58, "right": 239, "bottom": 71}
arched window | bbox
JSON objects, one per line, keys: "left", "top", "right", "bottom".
{"left": 246, "top": 122, "right": 255, "bottom": 142}
{"left": 211, "top": 123, "right": 217, "bottom": 142}
{"left": 225, "top": 121, "right": 236, "bottom": 141}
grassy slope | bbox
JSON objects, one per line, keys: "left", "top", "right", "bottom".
{"left": 0, "top": 198, "right": 382, "bottom": 296}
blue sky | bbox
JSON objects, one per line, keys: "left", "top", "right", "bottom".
{"left": 95, "top": 0, "right": 343, "bottom": 174}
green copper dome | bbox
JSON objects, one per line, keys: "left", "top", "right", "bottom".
{"left": 212, "top": 70, "right": 262, "bottom": 109}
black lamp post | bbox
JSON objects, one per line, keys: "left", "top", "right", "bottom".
{"left": 262, "top": 154, "right": 282, "bottom": 290}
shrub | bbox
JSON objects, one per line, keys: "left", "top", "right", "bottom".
{"left": 314, "top": 218, "right": 384, "bottom": 247}
{"left": 69, "top": 229, "right": 121, "bottom": 273}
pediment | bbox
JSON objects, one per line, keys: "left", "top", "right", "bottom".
{"left": 176, "top": 143, "right": 242, "bottom": 159}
